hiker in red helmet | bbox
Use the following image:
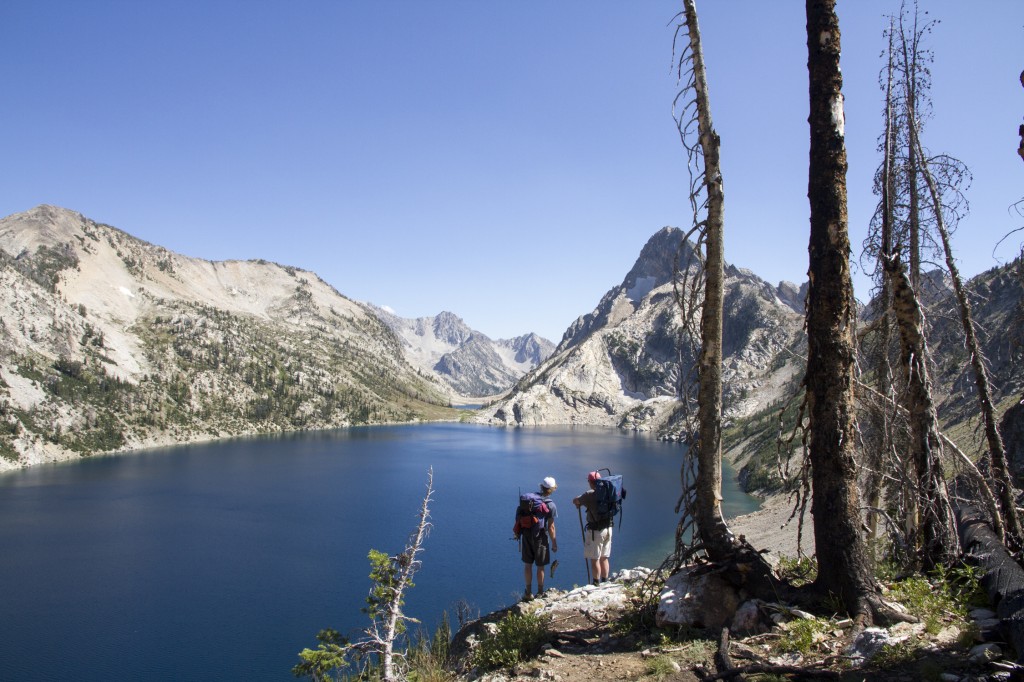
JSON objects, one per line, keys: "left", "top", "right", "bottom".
{"left": 573, "top": 471, "right": 612, "bottom": 585}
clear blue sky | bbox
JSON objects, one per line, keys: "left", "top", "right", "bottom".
{"left": 2, "top": 1, "right": 1021, "bottom": 342}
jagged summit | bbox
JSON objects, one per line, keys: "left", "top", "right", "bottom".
{"left": 509, "top": 332, "right": 550, "bottom": 365}
{"left": 427, "top": 311, "right": 475, "bottom": 346}
{"left": 620, "top": 226, "right": 698, "bottom": 302}
{"left": 558, "top": 228, "right": 703, "bottom": 351}
{"left": 478, "top": 226, "right": 806, "bottom": 435}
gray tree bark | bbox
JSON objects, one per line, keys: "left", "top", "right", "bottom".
{"left": 379, "top": 469, "right": 434, "bottom": 682}
{"left": 885, "top": 257, "right": 960, "bottom": 570}
{"left": 865, "top": 22, "right": 899, "bottom": 542}
{"left": 682, "top": 0, "right": 733, "bottom": 560}
{"left": 899, "top": 9, "right": 923, "bottom": 288}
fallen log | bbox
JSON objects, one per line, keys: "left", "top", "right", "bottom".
{"left": 954, "top": 498, "right": 1024, "bottom": 662}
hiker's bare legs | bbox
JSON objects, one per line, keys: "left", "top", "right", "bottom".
{"left": 589, "top": 558, "right": 600, "bottom": 582}
{"left": 524, "top": 564, "right": 547, "bottom": 595}
{"left": 599, "top": 557, "right": 610, "bottom": 581}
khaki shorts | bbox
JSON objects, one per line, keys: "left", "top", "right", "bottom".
{"left": 583, "top": 526, "right": 612, "bottom": 560}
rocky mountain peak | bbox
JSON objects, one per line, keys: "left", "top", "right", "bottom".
{"left": 505, "top": 332, "right": 554, "bottom": 365}
{"left": 478, "top": 225, "right": 806, "bottom": 435}
{"left": 432, "top": 311, "right": 474, "bottom": 346}
{"left": 621, "top": 227, "right": 697, "bottom": 303}
{"left": 559, "top": 227, "right": 696, "bottom": 350}
{"left": 1, "top": 205, "right": 85, "bottom": 257}
{"left": 775, "top": 280, "right": 807, "bottom": 314}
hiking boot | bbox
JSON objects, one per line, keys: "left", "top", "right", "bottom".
{"left": 523, "top": 590, "right": 534, "bottom": 602}
{"left": 535, "top": 588, "right": 546, "bottom": 598}
{"left": 549, "top": 559, "right": 559, "bottom": 578}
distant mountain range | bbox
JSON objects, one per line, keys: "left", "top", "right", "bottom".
{"left": 2, "top": 205, "right": 1021, "bottom": 487}
{"left": 368, "top": 307, "right": 554, "bottom": 398}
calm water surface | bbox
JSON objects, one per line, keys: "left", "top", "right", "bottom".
{"left": 0, "top": 423, "right": 758, "bottom": 681}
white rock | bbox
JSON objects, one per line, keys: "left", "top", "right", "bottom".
{"left": 656, "top": 568, "right": 741, "bottom": 630}
{"left": 847, "top": 627, "right": 892, "bottom": 662}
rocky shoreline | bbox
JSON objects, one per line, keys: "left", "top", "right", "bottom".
{"left": 726, "top": 491, "right": 815, "bottom": 563}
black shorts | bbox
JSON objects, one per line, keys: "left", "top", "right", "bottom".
{"left": 520, "top": 530, "right": 550, "bottom": 566}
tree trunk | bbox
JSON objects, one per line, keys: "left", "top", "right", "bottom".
{"left": 668, "top": 1, "right": 780, "bottom": 600}
{"left": 899, "top": 10, "right": 922, "bottom": 288}
{"left": 886, "top": 258, "right": 960, "bottom": 570}
{"left": 805, "top": 0, "right": 888, "bottom": 624}
{"left": 866, "top": 24, "right": 899, "bottom": 542}
{"left": 683, "top": 0, "right": 734, "bottom": 560}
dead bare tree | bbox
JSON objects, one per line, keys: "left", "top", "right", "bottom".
{"left": 804, "top": 0, "right": 910, "bottom": 627}
{"left": 860, "top": 11, "right": 931, "bottom": 558}
{"left": 677, "top": 0, "right": 732, "bottom": 561}
{"left": 374, "top": 469, "right": 434, "bottom": 682}
{"left": 897, "top": 1, "right": 935, "bottom": 289}
{"left": 885, "top": 255, "right": 961, "bottom": 570}
{"left": 861, "top": 18, "right": 901, "bottom": 545}
{"left": 859, "top": 2, "right": 978, "bottom": 570}
{"left": 911, "top": 122, "right": 1022, "bottom": 544}
{"left": 668, "top": 0, "right": 778, "bottom": 598}
{"left": 294, "top": 469, "right": 435, "bottom": 682}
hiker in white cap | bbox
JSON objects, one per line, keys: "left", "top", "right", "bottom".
{"left": 518, "top": 476, "right": 558, "bottom": 601}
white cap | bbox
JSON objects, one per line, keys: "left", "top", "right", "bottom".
{"left": 540, "top": 476, "right": 557, "bottom": 491}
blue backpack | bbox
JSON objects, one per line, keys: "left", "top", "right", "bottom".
{"left": 588, "top": 470, "right": 625, "bottom": 530}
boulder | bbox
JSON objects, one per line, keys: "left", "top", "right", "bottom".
{"left": 655, "top": 567, "right": 741, "bottom": 630}
{"left": 730, "top": 599, "right": 763, "bottom": 636}
{"left": 848, "top": 627, "right": 894, "bottom": 662}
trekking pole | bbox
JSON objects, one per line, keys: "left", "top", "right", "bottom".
{"left": 578, "top": 505, "right": 590, "bottom": 584}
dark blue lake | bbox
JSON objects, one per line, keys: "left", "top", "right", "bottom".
{"left": 0, "top": 423, "right": 758, "bottom": 681}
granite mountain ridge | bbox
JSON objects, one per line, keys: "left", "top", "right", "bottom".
{"left": 0, "top": 205, "right": 546, "bottom": 468}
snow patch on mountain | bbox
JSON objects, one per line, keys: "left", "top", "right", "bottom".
{"left": 626, "top": 275, "right": 657, "bottom": 303}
